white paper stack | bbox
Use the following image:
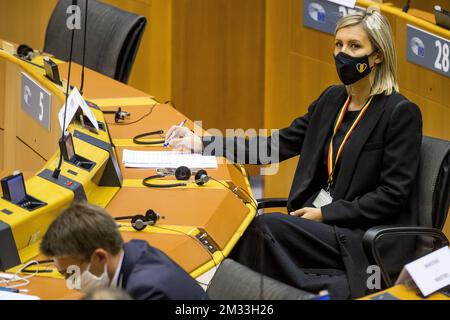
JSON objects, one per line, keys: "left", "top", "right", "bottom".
{"left": 0, "top": 291, "right": 40, "bottom": 300}
{"left": 122, "top": 150, "right": 218, "bottom": 169}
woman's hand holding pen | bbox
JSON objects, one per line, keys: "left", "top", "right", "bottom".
{"left": 165, "top": 125, "right": 203, "bottom": 153}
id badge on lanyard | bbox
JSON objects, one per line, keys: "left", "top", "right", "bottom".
{"left": 313, "top": 188, "right": 333, "bottom": 208}
{"left": 312, "top": 96, "right": 373, "bottom": 209}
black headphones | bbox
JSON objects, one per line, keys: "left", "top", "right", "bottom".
{"left": 115, "top": 209, "right": 161, "bottom": 231}
{"left": 104, "top": 107, "right": 131, "bottom": 123}
{"left": 133, "top": 130, "right": 165, "bottom": 145}
{"left": 143, "top": 166, "right": 210, "bottom": 188}
{"left": 17, "top": 44, "right": 35, "bottom": 61}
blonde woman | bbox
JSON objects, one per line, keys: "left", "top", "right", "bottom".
{"left": 167, "top": 10, "right": 422, "bottom": 299}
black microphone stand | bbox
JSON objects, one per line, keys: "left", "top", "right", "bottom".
{"left": 52, "top": 0, "right": 78, "bottom": 179}
{"left": 79, "top": 0, "right": 88, "bottom": 95}
{"left": 403, "top": 0, "right": 411, "bottom": 13}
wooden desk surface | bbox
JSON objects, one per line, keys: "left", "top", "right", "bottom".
{"left": 1, "top": 276, "right": 82, "bottom": 300}
{"left": 107, "top": 187, "right": 251, "bottom": 250}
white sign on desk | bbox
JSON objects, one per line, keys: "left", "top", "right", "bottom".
{"left": 58, "top": 87, "right": 99, "bottom": 132}
{"left": 399, "top": 247, "right": 450, "bottom": 297}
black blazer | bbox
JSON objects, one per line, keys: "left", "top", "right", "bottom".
{"left": 203, "top": 84, "right": 423, "bottom": 297}
{"left": 119, "top": 240, "right": 209, "bottom": 300}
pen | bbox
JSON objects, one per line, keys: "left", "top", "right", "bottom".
{"left": 164, "top": 119, "right": 187, "bottom": 147}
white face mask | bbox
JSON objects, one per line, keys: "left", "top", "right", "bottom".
{"left": 79, "top": 262, "right": 110, "bottom": 293}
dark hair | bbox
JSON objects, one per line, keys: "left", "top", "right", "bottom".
{"left": 40, "top": 202, "right": 123, "bottom": 261}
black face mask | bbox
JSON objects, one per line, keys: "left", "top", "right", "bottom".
{"left": 334, "top": 51, "right": 375, "bottom": 85}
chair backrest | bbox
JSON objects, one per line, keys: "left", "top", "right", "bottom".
{"left": 374, "top": 136, "right": 450, "bottom": 285}
{"left": 206, "top": 259, "right": 316, "bottom": 300}
{"left": 413, "top": 136, "right": 450, "bottom": 230}
{"left": 44, "top": 0, "right": 146, "bottom": 83}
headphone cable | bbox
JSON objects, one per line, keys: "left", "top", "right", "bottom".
{"left": 106, "top": 102, "right": 159, "bottom": 126}
{"left": 208, "top": 177, "right": 258, "bottom": 210}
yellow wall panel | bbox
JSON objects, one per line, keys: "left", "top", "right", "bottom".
{"left": 0, "top": 130, "right": 4, "bottom": 170}
{"left": 0, "top": 0, "right": 56, "bottom": 50}
{"left": 171, "top": 0, "right": 265, "bottom": 132}
{"left": 401, "top": 87, "right": 450, "bottom": 140}
{"left": 0, "top": 58, "right": 4, "bottom": 129}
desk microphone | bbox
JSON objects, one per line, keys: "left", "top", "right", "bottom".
{"left": 52, "top": 0, "right": 78, "bottom": 179}
{"left": 403, "top": 0, "right": 411, "bottom": 13}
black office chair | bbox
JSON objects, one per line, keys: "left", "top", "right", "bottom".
{"left": 362, "top": 136, "right": 450, "bottom": 287}
{"left": 206, "top": 259, "right": 316, "bottom": 300}
{"left": 256, "top": 136, "right": 450, "bottom": 290}
{"left": 44, "top": 0, "right": 147, "bottom": 84}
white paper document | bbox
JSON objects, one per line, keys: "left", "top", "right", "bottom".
{"left": 58, "top": 87, "right": 99, "bottom": 132}
{"left": 0, "top": 291, "right": 40, "bottom": 300}
{"left": 403, "top": 247, "right": 450, "bottom": 297}
{"left": 122, "top": 150, "right": 218, "bottom": 169}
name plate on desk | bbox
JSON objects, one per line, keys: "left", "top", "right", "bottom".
{"left": 401, "top": 247, "right": 450, "bottom": 297}
{"left": 302, "top": 0, "right": 364, "bottom": 35}
{"left": 407, "top": 25, "right": 450, "bottom": 78}
{"left": 21, "top": 72, "right": 52, "bottom": 131}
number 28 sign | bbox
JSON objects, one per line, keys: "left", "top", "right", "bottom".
{"left": 407, "top": 25, "right": 450, "bottom": 78}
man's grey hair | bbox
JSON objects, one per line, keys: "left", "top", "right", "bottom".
{"left": 40, "top": 202, "right": 123, "bottom": 261}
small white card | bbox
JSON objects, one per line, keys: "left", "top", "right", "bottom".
{"left": 401, "top": 247, "right": 450, "bottom": 297}
{"left": 58, "top": 87, "right": 99, "bottom": 132}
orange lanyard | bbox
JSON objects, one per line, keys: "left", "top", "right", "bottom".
{"left": 327, "top": 95, "right": 373, "bottom": 189}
